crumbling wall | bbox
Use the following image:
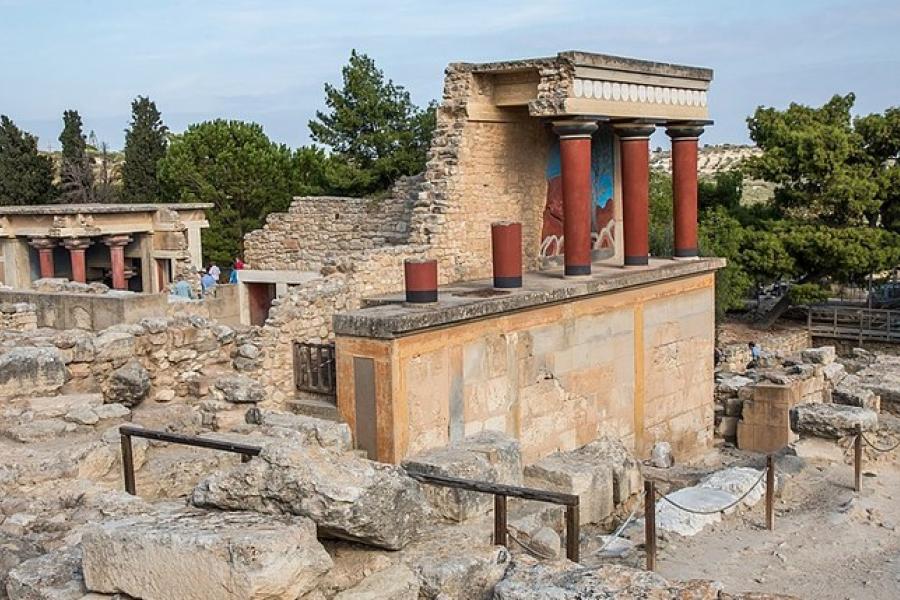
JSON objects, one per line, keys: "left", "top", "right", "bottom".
{"left": 0, "top": 302, "right": 37, "bottom": 331}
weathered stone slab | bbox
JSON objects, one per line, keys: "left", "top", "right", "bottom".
{"left": 832, "top": 374, "right": 880, "bottom": 410}
{"left": 493, "top": 560, "right": 722, "bottom": 599}
{"left": 5, "top": 545, "right": 86, "bottom": 600}
{"left": 790, "top": 403, "right": 878, "bottom": 439}
{"left": 191, "top": 441, "right": 430, "bottom": 549}
{"left": 0, "top": 347, "right": 67, "bottom": 399}
{"left": 211, "top": 375, "right": 264, "bottom": 404}
{"left": 655, "top": 487, "right": 736, "bottom": 536}
{"left": 92, "top": 332, "right": 135, "bottom": 362}
{"left": 81, "top": 510, "right": 331, "bottom": 600}
{"left": 28, "top": 394, "right": 102, "bottom": 419}
{"left": 246, "top": 410, "right": 352, "bottom": 452}
{"left": 402, "top": 431, "right": 522, "bottom": 521}
{"left": 333, "top": 564, "right": 419, "bottom": 600}
{"left": 102, "top": 360, "right": 149, "bottom": 407}
{"left": 0, "top": 533, "right": 42, "bottom": 599}
{"left": 698, "top": 467, "right": 768, "bottom": 507}
{"left": 801, "top": 346, "right": 835, "bottom": 365}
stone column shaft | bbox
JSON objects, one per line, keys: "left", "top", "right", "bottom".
{"left": 617, "top": 125, "right": 655, "bottom": 266}
{"left": 667, "top": 125, "right": 705, "bottom": 258}
{"left": 554, "top": 120, "right": 598, "bottom": 276}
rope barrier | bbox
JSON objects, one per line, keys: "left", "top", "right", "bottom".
{"left": 505, "top": 528, "right": 558, "bottom": 560}
{"left": 598, "top": 510, "right": 636, "bottom": 553}
{"left": 654, "top": 467, "right": 768, "bottom": 516}
{"left": 859, "top": 432, "right": 900, "bottom": 453}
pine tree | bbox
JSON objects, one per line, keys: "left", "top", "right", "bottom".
{"left": 58, "top": 110, "right": 95, "bottom": 203}
{"left": 0, "top": 115, "right": 56, "bottom": 205}
{"left": 122, "top": 96, "right": 168, "bottom": 203}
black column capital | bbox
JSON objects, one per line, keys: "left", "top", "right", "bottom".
{"left": 552, "top": 120, "right": 599, "bottom": 139}
{"left": 614, "top": 123, "right": 656, "bottom": 140}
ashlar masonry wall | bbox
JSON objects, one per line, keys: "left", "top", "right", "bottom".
{"left": 335, "top": 270, "right": 716, "bottom": 465}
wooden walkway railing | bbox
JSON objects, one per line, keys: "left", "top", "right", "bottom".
{"left": 807, "top": 305, "right": 900, "bottom": 344}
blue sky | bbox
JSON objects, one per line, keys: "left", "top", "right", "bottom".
{"left": 1, "top": 0, "right": 898, "bottom": 150}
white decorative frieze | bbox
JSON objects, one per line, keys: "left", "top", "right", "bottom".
{"left": 572, "top": 78, "right": 707, "bottom": 107}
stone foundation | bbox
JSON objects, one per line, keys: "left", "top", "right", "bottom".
{"left": 0, "top": 302, "right": 37, "bottom": 332}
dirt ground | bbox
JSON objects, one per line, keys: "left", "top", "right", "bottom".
{"left": 654, "top": 442, "right": 900, "bottom": 600}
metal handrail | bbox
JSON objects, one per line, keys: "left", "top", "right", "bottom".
{"left": 406, "top": 469, "right": 581, "bottom": 562}
{"left": 118, "top": 426, "right": 581, "bottom": 561}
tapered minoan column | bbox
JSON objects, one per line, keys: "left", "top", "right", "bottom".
{"left": 104, "top": 235, "right": 132, "bottom": 290}
{"left": 63, "top": 238, "right": 92, "bottom": 283}
{"left": 553, "top": 120, "right": 598, "bottom": 276}
{"left": 667, "top": 125, "right": 704, "bottom": 258}
{"left": 29, "top": 238, "right": 56, "bottom": 279}
{"left": 616, "top": 124, "right": 655, "bottom": 266}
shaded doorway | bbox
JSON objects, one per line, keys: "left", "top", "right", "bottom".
{"left": 247, "top": 282, "right": 276, "bottom": 326}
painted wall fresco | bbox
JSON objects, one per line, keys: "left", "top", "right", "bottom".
{"left": 540, "top": 126, "right": 615, "bottom": 257}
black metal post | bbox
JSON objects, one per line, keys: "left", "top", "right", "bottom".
{"left": 854, "top": 424, "right": 863, "bottom": 492}
{"left": 766, "top": 454, "right": 775, "bottom": 531}
{"left": 565, "top": 502, "right": 580, "bottom": 562}
{"left": 494, "top": 494, "right": 507, "bottom": 548}
{"left": 645, "top": 480, "right": 657, "bottom": 571}
{"left": 121, "top": 433, "right": 136, "bottom": 495}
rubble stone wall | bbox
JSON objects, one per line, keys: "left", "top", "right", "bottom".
{"left": 0, "top": 302, "right": 37, "bottom": 331}
{"left": 336, "top": 272, "right": 716, "bottom": 464}
{"left": 721, "top": 329, "right": 810, "bottom": 372}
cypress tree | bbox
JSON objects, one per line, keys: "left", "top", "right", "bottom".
{"left": 122, "top": 96, "right": 168, "bottom": 203}
{"left": 58, "top": 110, "right": 95, "bottom": 203}
{"left": 0, "top": 115, "right": 56, "bottom": 205}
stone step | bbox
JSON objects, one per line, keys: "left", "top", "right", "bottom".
{"left": 287, "top": 395, "right": 341, "bottom": 422}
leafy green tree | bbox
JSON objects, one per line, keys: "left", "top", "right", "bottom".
{"left": 122, "top": 96, "right": 168, "bottom": 203}
{"left": 855, "top": 107, "right": 900, "bottom": 230}
{"left": 699, "top": 169, "right": 742, "bottom": 212}
{"left": 157, "top": 120, "right": 294, "bottom": 265}
{"left": 58, "top": 110, "right": 95, "bottom": 203}
{"left": 698, "top": 207, "right": 753, "bottom": 317}
{"left": 648, "top": 170, "right": 673, "bottom": 257}
{"left": 309, "top": 50, "right": 436, "bottom": 196}
{"left": 0, "top": 116, "right": 56, "bottom": 205}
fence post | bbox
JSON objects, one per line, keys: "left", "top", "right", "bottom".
{"left": 854, "top": 424, "right": 863, "bottom": 493}
{"left": 494, "top": 494, "right": 507, "bottom": 548}
{"left": 565, "top": 502, "right": 580, "bottom": 563}
{"left": 765, "top": 454, "right": 775, "bottom": 531}
{"left": 644, "top": 480, "right": 656, "bottom": 571}
{"left": 120, "top": 432, "right": 136, "bottom": 495}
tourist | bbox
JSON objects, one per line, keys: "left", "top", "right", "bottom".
{"left": 208, "top": 263, "right": 221, "bottom": 282}
{"left": 747, "top": 341, "right": 761, "bottom": 369}
{"left": 200, "top": 270, "right": 216, "bottom": 295}
{"left": 171, "top": 276, "right": 194, "bottom": 299}
{"left": 229, "top": 256, "right": 245, "bottom": 284}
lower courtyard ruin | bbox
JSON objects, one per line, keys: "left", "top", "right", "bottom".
{"left": 2, "top": 50, "right": 900, "bottom": 600}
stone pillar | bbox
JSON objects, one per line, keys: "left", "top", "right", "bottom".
{"left": 553, "top": 120, "right": 598, "bottom": 277}
{"left": 29, "top": 238, "right": 56, "bottom": 279}
{"left": 616, "top": 124, "right": 655, "bottom": 266}
{"left": 667, "top": 125, "right": 705, "bottom": 258}
{"left": 104, "top": 235, "right": 132, "bottom": 290}
{"left": 63, "top": 238, "right": 92, "bottom": 283}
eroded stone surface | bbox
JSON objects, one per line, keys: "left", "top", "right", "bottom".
{"left": 245, "top": 410, "right": 352, "bottom": 452}
{"left": 102, "top": 361, "right": 149, "bottom": 408}
{"left": 333, "top": 564, "right": 419, "bottom": 600}
{"left": 0, "top": 348, "right": 67, "bottom": 399}
{"left": 191, "top": 440, "right": 430, "bottom": 549}
{"left": 211, "top": 376, "right": 264, "bottom": 404}
{"left": 5, "top": 545, "right": 86, "bottom": 600}
{"left": 81, "top": 510, "right": 331, "bottom": 600}
{"left": 790, "top": 403, "right": 878, "bottom": 439}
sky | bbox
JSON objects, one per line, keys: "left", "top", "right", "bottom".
{"left": 1, "top": 0, "right": 899, "bottom": 151}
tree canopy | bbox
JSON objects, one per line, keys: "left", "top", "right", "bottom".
{"left": 157, "top": 119, "right": 295, "bottom": 266}
{"left": 309, "top": 50, "right": 436, "bottom": 196}
{"left": 122, "top": 96, "right": 167, "bottom": 203}
{"left": 58, "top": 110, "right": 95, "bottom": 203}
{"left": 0, "top": 116, "right": 56, "bottom": 206}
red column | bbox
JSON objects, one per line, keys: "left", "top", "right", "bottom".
{"left": 63, "top": 238, "right": 92, "bottom": 283}
{"left": 491, "top": 221, "right": 522, "bottom": 288}
{"left": 616, "top": 124, "right": 655, "bottom": 266}
{"left": 29, "top": 238, "right": 56, "bottom": 279}
{"left": 404, "top": 258, "right": 438, "bottom": 303}
{"left": 553, "top": 121, "right": 598, "bottom": 276}
{"left": 667, "top": 125, "right": 704, "bottom": 258}
{"left": 104, "top": 235, "right": 132, "bottom": 290}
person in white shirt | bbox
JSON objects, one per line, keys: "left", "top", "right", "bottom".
{"left": 208, "top": 263, "right": 221, "bottom": 282}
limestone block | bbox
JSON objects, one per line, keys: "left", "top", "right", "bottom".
{"left": 832, "top": 374, "right": 880, "bottom": 410}
{"left": 822, "top": 362, "right": 846, "bottom": 384}
{"left": 82, "top": 510, "right": 332, "bottom": 600}
{"left": 402, "top": 431, "right": 522, "bottom": 521}
{"left": 5, "top": 419, "right": 76, "bottom": 443}
{"left": 211, "top": 375, "right": 264, "bottom": 404}
{"left": 0, "top": 532, "right": 42, "bottom": 598}
{"left": 5, "top": 545, "right": 86, "bottom": 600}
{"left": 102, "top": 360, "right": 149, "bottom": 408}
{"left": 800, "top": 346, "right": 835, "bottom": 365}
{"left": 0, "top": 347, "right": 67, "bottom": 398}
{"left": 249, "top": 410, "right": 352, "bottom": 452}
{"left": 716, "top": 416, "right": 739, "bottom": 438}
{"left": 525, "top": 452, "right": 613, "bottom": 525}
{"left": 649, "top": 442, "right": 674, "bottom": 468}
{"left": 655, "top": 487, "right": 735, "bottom": 536}
{"left": 789, "top": 403, "right": 878, "bottom": 439}
{"left": 93, "top": 332, "right": 135, "bottom": 362}
{"left": 191, "top": 441, "right": 430, "bottom": 550}
{"left": 333, "top": 564, "right": 419, "bottom": 600}
{"left": 698, "top": 467, "right": 768, "bottom": 507}
{"left": 28, "top": 394, "right": 102, "bottom": 419}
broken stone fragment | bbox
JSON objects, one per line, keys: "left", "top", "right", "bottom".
{"left": 333, "top": 563, "right": 419, "bottom": 600}
{"left": 789, "top": 403, "right": 878, "bottom": 439}
{"left": 800, "top": 346, "right": 836, "bottom": 365}
{"left": 245, "top": 410, "right": 352, "bottom": 452}
{"left": 102, "top": 360, "right": 150, "bottom": 408}
{"left": 0, "top": 532, "right": 42, "bottom": 598}
{"left": 649, "top": 441, "right": 674, "bottom": 468}
{"left": 832, "top": 374, "right": 880, "bottom": 410}
{"left": 5, "top": 545, "right": 86, "bottom": 600}
{"left": 211, "top": 375, "right": 264, "bottom": 404}
{"left": 81, "top": 509, "right": 331, "bottom": 600}
{"left": 191, "top": 440, "right": 430, "bottom": 550}
{"left": 402, "top": 430, "right": 522, "bottom": 522}
{"left": 0, "top": 347, "right": 67, "bottom": 399}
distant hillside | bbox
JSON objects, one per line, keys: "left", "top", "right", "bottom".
{"left": 651, "top": 144, "right": 773, "bottom": 205}
{"left": 40, "top": 147, "right": 125, "bottom": 186}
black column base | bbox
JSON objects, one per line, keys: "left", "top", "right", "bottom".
{"left": 673, "top": 247, "right": 699, "bottom": 258}
{"left": 406, "top": 290, "right": 438, "bottom": 303}
{"left": 624, "top": 255, "right": 649, "bottom": 266}
{"left": 564, "top": 264, "right": 591, "bottom": 276}
{"left": 493, "top": 276, "right": 523, "bottom": 288}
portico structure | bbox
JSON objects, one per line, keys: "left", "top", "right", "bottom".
{"left": 0, "top": 204, "right": 211, "bottom": 292}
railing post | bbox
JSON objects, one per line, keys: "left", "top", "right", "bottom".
{"left": 120, "top": 432, "right": 136, "bottom": 495}
{"left": 644, "top": 480, "right": 656, "bottom": 571}
{"left": 854, "top": 424, "right": 863, "bottom": 493}
{"left": 565, "top": 501, "right": 579, "bottom": 562}
{"left": 765, "top": 454, "right": 775, "bottom": 531}
{"left": 494, "top": 494, "right": 507, "bottom": 548}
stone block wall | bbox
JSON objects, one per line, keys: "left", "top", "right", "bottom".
{"left": 720, "top": 329, "right": 810, "bottom": 372}
{"left": 0, "top": 302, "right": 37, "bottom": 331}
{"left": 336, "top": 271, "right": 716, "bottom": 465}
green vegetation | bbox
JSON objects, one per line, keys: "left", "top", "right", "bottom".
{"left": 122, "top": 96, "right": 167, "bottom": 203}
{"left": 0, "top": 115, "right": 56, "bottom": 206}
{"left": 58, "top": 110, "right": 95, "bottom": 203}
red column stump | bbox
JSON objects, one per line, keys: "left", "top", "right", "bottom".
{"left": 491, "top": 221, "right": 522, "bottom": 288}
{"left": 404, "top": 259, "right": 438, "bottom": 303}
